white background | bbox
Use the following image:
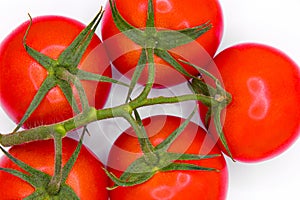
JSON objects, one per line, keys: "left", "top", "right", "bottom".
{"left": 0, "top": 0, "right": 300, "bottom": 199}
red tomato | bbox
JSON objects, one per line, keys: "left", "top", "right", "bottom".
{"left": 0, "top": 137, "right": 108, "bottom": 199}
{"left": 204, "top": 43, "right": 300, "bottom": 162}
{"left": 0, "top": 15, "right": 112, "bottom": 129}
{"left": 107, "top": 115, "right": 228, "bottom": 200}
{"left": 101, "top": 0, "right": 223, "bottom": 87}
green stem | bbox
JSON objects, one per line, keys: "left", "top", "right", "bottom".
{"left": 0, "top": 107, "right": 98, "bottom": 147}
{"left": 0, "top": 93, "right": 214, "bottom": 147}
{"left": 134, "top": 48, "right": 155, "bottom": 102}
{"left": 141, "top": 94, "right": 214, "bottom": 107}
{"left": 122, "top": 112, "right": 154, "bottom": 154}
{"left": 47, "top": 132, "right": 64, "bottom": 195}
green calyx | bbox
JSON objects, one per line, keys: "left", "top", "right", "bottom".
{"left": 186, "top": 60, "right": 234, "bottom": 161}
{"left": 109, "top": 0, "right": 212, "bottom": 49}
{"left": 104, "top": 107, "right": 220, "bottom": 189}
{"left": 0, "top": 131, "right": 86, "bottom": 199}
{"left": 14, "top": 8, "right": 127, "bottom": 132}
{"left": 105, "top": 151, "right": 219, "bottom": 190}
{"left": 109, "top": 0, "right": 212, "bottom": 101}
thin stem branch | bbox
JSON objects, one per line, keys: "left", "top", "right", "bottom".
{"left": 47, "top": 132, "right": 63, "bottom": 195}
{"left": 133, "top": 48, "right": 155, "bottom": 103}
{"left": 122, "top": 112, "right": 154, "bottom": 154}
{"left": 57, "top": 68, "right": 90, "bottom": 112}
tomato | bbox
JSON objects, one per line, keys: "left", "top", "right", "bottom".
{"left": 107, "top": 115, "right": 228, "bottom": 200}
{"left": 0, "top": 137, "right": 108, "bottom": 199}
{"left": 204, "top": 43, "right": 300, "bottom": 162}
{"left": 101, "top": 0, "right": 223, "bottom": 87}
{"left": 0, "top": 15, "right": 112, "bottom": 129}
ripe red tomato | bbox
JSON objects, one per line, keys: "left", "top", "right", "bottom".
{"left": 101, "top": 0, "right": 223, "bottom": 87}
{"left": 205, "top": 43, "right": 300, "bottom": 162}
{"left": 0, "top": 137, "right": 108, "bottom": 199}
{"left": 107, "top": 115, "right": 228, "bottom": 200}
{"left": 0, "top": 15, "right": 112, "bottom": 129}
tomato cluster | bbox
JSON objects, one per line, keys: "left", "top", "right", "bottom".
{"left": 0, "top": 0, "right": 299, "bottom": 199}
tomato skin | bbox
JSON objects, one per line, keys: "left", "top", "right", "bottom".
{"left": 107, "top": 115, "right": 228, "bottom": 200}
{"left": 205, "top": 43, "right": 300, "bottom": 162}
{"left": 101, "top": 0, "right": 223, "bottom": 87}
{"left": 0, "top": 137, "right": 108, "bottom": 199}
{"left": 0, "top": 15, "right": 112, "bottom": 129}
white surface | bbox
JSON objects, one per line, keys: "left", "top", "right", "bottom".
{"left": 0, "top": 0, "right": 300, "bottom": 199}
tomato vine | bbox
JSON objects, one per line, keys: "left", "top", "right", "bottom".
{"left": 0, "top": 0, "right": 299, "bottom": 199}
{"left": 0, "top": 1, "right": 231, "bottom": 197}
